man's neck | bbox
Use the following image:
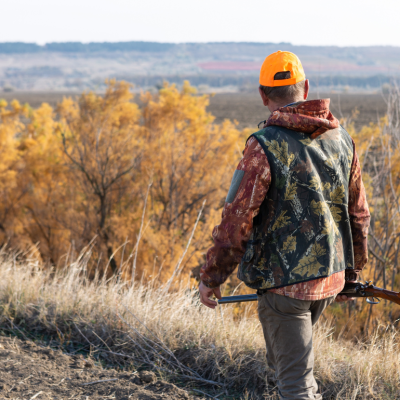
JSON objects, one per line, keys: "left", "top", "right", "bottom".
{"left": 268, "top": 98, "right": 302, "bottom": 113}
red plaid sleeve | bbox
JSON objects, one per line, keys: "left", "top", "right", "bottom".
{"left": 348, "top": 139, "right": 371, "bottom": 278}
{"left": 200, "top": 137, "right": 271, "bottom": 288}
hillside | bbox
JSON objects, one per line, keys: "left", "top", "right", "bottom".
{"left": 1, "top": 41, "right": 399, "bottom": 91}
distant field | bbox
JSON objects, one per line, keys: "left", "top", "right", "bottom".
{"left": 1, "top": 90, "right": 387, "bottom": 131}
{"left": 208, "top": 91, "right": 388, "bottom": 131}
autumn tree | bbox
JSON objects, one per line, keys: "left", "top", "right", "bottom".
{"left": 18, "top": 103, "right": 69, "bottom": 263}
{"left": 137, "top": 81, "right": 243, "bottom": 279}
{"left": 57, "top": 80, "right": 142, "bottom": 272}
{"left": 0, "top": 99, "right": 26, "bottom": 246}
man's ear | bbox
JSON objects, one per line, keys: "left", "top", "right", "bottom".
{"left": 259, "top": 87, "right": 269, "bottom": 106}
{"left": 304, "top": 79, "right": 309, "bottom": 100}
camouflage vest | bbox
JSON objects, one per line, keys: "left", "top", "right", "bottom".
{"left": 237, "top": 125, "right": 355, "bottom": 290}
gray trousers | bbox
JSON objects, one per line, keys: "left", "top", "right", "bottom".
{"left": 258, "top": 291, "right": 335, "bottom": 400}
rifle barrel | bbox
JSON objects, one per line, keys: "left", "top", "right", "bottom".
{"left": 218, "top": 294, "right": 258, "bottom": 304}
{"left": 217, "top": 283, "right": 400, "bottom": 306}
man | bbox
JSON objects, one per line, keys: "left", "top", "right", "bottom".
{"left": 198, "top": 51, "right": 370, "bottom": 399}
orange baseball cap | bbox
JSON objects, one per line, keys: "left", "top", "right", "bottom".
{"left": 259, "top": 50, "right": 306, "bottom": 87}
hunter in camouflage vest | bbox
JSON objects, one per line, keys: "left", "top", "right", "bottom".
{"left": 199, "top": 51, "right": 370, "bottom": 400}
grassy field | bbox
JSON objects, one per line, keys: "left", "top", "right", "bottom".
{"left": 1, "top": 90, "right": 387, "bottom": 132}
{"left": 1, "top": 250, "right": 400, "bottom": 399}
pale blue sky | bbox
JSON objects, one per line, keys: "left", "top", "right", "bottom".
{"left": 2, "top": 0, "right": 399, "bottom": 47}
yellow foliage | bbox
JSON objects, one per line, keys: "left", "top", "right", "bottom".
{"left": 0, "top": 99, "right": 28, "bottom": 243}
{"left": 0, "top": 80, "right": 243, "bottom": 281}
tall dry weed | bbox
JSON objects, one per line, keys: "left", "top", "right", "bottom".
{"left": 1, "top": 249, "right": 400, "bottom": 399}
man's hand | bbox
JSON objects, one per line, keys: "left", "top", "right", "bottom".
{"left": 335, "top": 281, "right": 357, "bottom": 302}
{"left": 199, "top": 281, "right": 222, "bottom": 309}
{"left": 335, "top": 294, "right": 355, "bottom": 302}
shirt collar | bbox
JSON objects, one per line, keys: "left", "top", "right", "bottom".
{"left": 283, "top": 102, "right": 297, "bottom": 107}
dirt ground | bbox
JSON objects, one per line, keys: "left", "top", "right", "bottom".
{"left": 1, "top": 90, "right": 387, "bottom": 132}
{"left": 0, "top": 335, "right": 196, "bottom": 400}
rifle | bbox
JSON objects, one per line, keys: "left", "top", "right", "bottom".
{"left": 218, "top": 281, "right": 400, "bottom": 305}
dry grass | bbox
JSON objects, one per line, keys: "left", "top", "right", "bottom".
{"left": 0, "top": 249, "right": 400, "bottom": 399}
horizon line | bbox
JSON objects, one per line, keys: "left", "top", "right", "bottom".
{"left": 1, "top": 41, "right": 400, "bottom": 49}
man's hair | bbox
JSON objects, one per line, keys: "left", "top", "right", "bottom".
{"left": 259, "top": 71, "right": 306, "bottom": 103}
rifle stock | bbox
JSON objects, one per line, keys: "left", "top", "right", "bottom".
{"left": 218, "top": 281, "right": 400, "bottom": 305}
{"left": 370, "top": 288, "right": 400, "bottom": 305}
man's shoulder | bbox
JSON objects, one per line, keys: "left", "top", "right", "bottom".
{"left": 335, "top": 125, "right": 355, "bottom": 149}
{"left": 248, "top": 125, "right": 287, "bottom": 140}
{"left": 248, "top": 126, "right": 299, "bottom": 145}
{"left": 338, "top": 124, "right": 354, "bottom": 140}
